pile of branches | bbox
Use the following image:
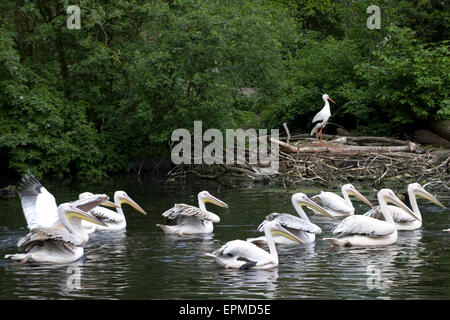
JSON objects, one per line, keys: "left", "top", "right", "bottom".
{"left": 165, "top": 133, "right": 449, "bottom": 190}
{"left": 166, "top": 163, "right": 278, "bottom": 186}
{"left": 276, "top": 134, "right": 450, "bottom": 189}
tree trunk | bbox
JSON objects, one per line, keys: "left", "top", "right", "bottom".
{"left": 270, "top": 137, "right": 417, "bottom": 153}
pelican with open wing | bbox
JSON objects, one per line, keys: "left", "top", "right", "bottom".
{"left": 5, "top": 174, "right": 107, "bottom": 263}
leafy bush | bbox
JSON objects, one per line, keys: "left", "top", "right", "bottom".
{"left": 0, "top": 0, "right": 447, "bottom": 179}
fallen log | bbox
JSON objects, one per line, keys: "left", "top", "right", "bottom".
{"left": 286, "top": 134, "right": 412, "bottom": 146}
{"left": 270, "top": 137, "right": 417, "bottom": 153}
{"left": 345, "top": 136, "right": 409, "bottom": 146}
{"left": 270, "top": 137, "right": 298, "bottom": 153}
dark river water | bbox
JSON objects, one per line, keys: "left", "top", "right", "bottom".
{"left": 0, "top": 175, "right": 448, "bottom": 300}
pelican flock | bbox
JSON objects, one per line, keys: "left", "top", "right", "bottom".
{"left": 2, "top": 172, "right": 448, "bottom": 277}
{"left": 323, "top": 189, "right": 421, "bottom": 247}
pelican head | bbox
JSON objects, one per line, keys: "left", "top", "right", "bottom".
{"left": 58, "top": 203, "right": 107, "bottom": 227}
{"left": 79, "top": 192, "right": 93, "bottom": 199}
{"left": 198, "top": 191, "right": 228, "bottom": 208}
{"left": 265, "top": 220, "right": 304, "bottom": 244}
{"left": 291, "top": 193, "right": 336, "bottom": 220}
{"left": 79, "top": 192, "right": 119, "bottom": 208}
{"left": 378, "top": 189, "right": 422, "bottom": 222}
{"left": 115, "top": 191, "right": 147, "bottom": 215}
{"left": 322, "top": 93, "right": 336, "bottom": 104}
{"left": 409, "top": 183, "right": 446, "bottom": 208}
{"left": 342, "top": 184, "right": 374, "bottom": 207}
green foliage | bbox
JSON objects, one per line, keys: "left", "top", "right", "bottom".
{"left": 356, "top": 26, "right": 449, "bottom": 126}
{"left": 0, "top": 0, "right": 448, "bottom": 179}
{"left": 264, "top": 0, "right": 449, "bottom": 136}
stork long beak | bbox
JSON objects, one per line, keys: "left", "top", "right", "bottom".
{"left": 120, "top": 194, "right": 147, "bottom": 215}
{"left": 271, "top": 223, "right": 304, "bottom": 244}
{"left": 415, "top": 187, "right": 446, "bottom": 209}
{"left": 348, "top": 188, "right": 374, "bottom": 207}
{"left": 298, "top": 198, "right": 336, "bottom": 220}
{"left": 66, "top": 205, "right": 107, "bottom": 227}
{"left": 202, "top": 194, "right": 229, "bottom": 208}
{"left": 327, "top": 97, "right": 336, "bottom": 104}
{"left": 101, "top": 200, "right": 120, "bottom": 208}
{"left": 385, "top": 193, "right": 422, "bottom": 222}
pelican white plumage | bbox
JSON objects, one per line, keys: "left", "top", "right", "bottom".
{"left": 80, "top": 191, "right": 147, "bottom": 233}
{"left": 4, "top": 174, "right": 107, "bottom": 263}
{"left": 364, "top": 183, "right": 446, "bottom": 230}
{"left": 157, "top": 191, "right": 228, "bottom": 235}
{"left": 5, "top": 203, "right": 107, "bottom": 264}
{"left": 323, "top": 189, "right": 421, "bottom": 247}
{"left": 247, "top": 193, "right": 335, "bottom": 245}
{"left": 206, "top": 220, "right": 303, "bottom": 269}
{"left": 311, "top": 184, "right": 373, "bottom": 218}
{"left": 310, "top": 93, "right": 336, "bottom": 145}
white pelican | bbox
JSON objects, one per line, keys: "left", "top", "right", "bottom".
{"left": 5, "top": 203, "right": 106, "bottom": 264}
{"left": 4, "top": 174, "right": 108, "bottom": 263}
{"left": 206, "top": 220, "right": 303, "bottom": 270}
{"left": 310, "top": 93, "right": 336, "bottom": 145}
{"left": 364, "top": 183, "right": 446, "bottom": 230}
{"left": 323, "top": 189, "right": 421, "bottom": 247}
{"left": 11, "top": 174, "right": 112, "bottom": 230}
{"left": 247, "top": 193, "right": 335, "bottom": 245}
{"left": 311, "top": 184, "right": 373, "bottom": 218}
{"left": 80, "top": 191, "right": 147, "bottom": 233}
{"left": 157, "top": 191, "right": 228, "bottom": 235}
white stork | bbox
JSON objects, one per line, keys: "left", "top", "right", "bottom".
{"left": 310, "top": 93, "right": 336, "bottom": 145}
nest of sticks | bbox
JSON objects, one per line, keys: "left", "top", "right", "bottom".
{"left": 276, "top": 134, "right": 450, "bottom": 190}
{"left": 166, "top": 133, "right": 450, "bottom": 191}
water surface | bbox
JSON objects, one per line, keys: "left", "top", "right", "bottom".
{"left": 0, "top": 176, "right": 448, "bottom": 299}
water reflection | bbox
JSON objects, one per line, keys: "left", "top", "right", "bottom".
{"left": 214, "top": 268, "right": 280, "bottom": 299}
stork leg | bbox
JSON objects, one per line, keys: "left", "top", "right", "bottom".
{"left": 315, "top": 128, "right": 319, "bottom": 145}
{"left": 319, "top": 128, "right": 324, "bottom": 145}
